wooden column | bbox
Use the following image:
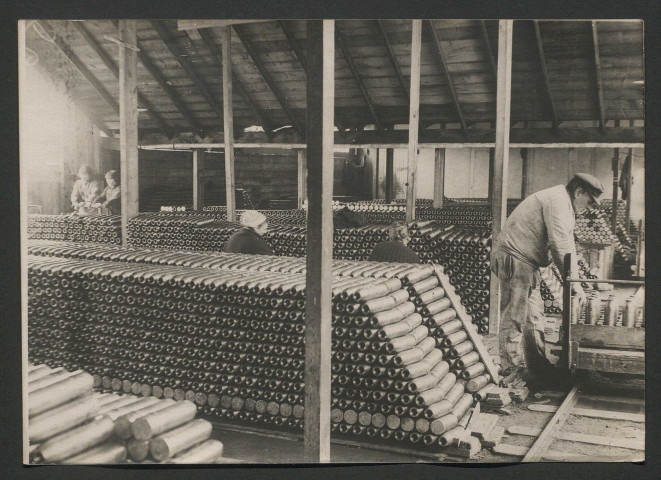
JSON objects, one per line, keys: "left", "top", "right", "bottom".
{"left": 520, "top": 148, "right": 529, "bottom": 198}
{"left": 119, "top": 20, "right": 139, "bottom": 246}
{"left": 297, "top": 149, "right": 307, "bottom": 209}
{"left": 222, "top": 26, "right": 236, "bottom": 222}
{"left": 611, "top": 148, "right": 619, "bottom": 234}
{"left": 625, "top": 148, "right": 633, "bottom": 233}
{"left": 433, "top": 148, "right": 445, "bottom": 208}
{"left": 385, "top": 148, "right": 394, "bottom": 203}
{"left": 304, "top": 19, "right": 334, "bottom": 463}
{"left": 405, "top": 20, "right": 422, "bottom": 223}
{"left": 193, "top": 149, "right": 206, "bottom": 210}
{"left": 489, "top": 20, "right": 513, "bottom": 334}
{"left": 373, "top": 149, "right": 380, "bottom": 200}
{"left": 487, "top": 148, "right": 495, "bottom": 200}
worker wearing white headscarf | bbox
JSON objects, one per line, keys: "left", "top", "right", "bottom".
{"left": 224, "top": 210, "right": 274, "bottom": 255}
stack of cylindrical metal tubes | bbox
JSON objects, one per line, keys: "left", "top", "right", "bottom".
{"left": 28, "top": 214, "right": 122, "bottom": 245}
{"left": 27, "top": 364, "right": 223, "bottom": 464}
{"left": 27, "top": 246, "right": 497, "bottom": 452}
{"left": 406, "top": 223, "right": 492, "bottom": 333}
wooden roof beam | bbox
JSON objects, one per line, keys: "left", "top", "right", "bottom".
{"left": 425, "top": 20, "right": 469, "bottom": 138}
{"left": 479, "top": 20, "right": 498, "bottom": 80}
{"left": 195, "top": 28, "right": 274, "bottom": 138}
{"left": 375, "top": 20, "right": 409, "bottom": 98}
{"left": 335, "top": 24, "right": 384, "bottom": 131}
{"left": 111, "top": 21, "right": 205, "bottom": 137}
{"left": 591, "top": 21, "right": 606, "bottom": 133}
{"left": 38, "top": 20, "right": 119, "bottom": 115}
{"left": 233, "top": 24, "right": 306, "bottom": 137}
{"left": 150, "top": 20, "right": 224, "bottom": 123}
{"left": 533, "top": 21, "right": 559, "bottom": 132}
{"left": 69, "top": 21, "right": 173, "bottom": 138}
{"left": 279, "top": 20, "right": 308, "bottom": 73}
{"left": 277, "top": 21, "right": 347, "bottom": 136}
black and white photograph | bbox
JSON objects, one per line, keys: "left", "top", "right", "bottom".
{"left": 18, "top": 18, "right": 645, "bottom": 465}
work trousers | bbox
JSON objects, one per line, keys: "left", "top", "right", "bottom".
{"left": 491, "top": 248, "right": 548, "bottom": 374}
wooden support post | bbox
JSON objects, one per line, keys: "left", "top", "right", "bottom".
{"left": 625, "top": 148, "right": 633, "bottom": 233}
{"left": 611, "top": 147, "right": 619, "bottom": 235}
{"left": 405, "top": 20, "right": 422, "bottom": 223}
{"left": 119, "top": 20, "right": 139, "bottom": 247}
{"left": 304, "top": 19, "right": 334, "bottom": 463}
{"left": 433, "top": 148, "right": 445, "bottom": 208}
{"left": 487, "top": 148, "right": 495, "bottom": 201}
{"left": 385, "top": 148, "right": 394, "bottom": 203}
{"left": 520, "top": 148, "right": 529, "bottom": 199}
{"left": 222, "top": 27, "right": 236, "bottom": 222}
{"left": 373, "top": 149, "right": 380, "bottom": 200}
{"left": 193, "top": 149, "right": 205, "bottom": 210}
{"left": 297, "top": 149, "right": 307, "bottom": 209}
{"left": 489, "top": 20, "right": 513, "bottom": 334}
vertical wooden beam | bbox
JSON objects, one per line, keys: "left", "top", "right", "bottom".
{"left": 373, "top": 149, "right": 380, "bottom": 200}
{"left": 489, "top": 20, "right": 513, "bottom": 334}
{"left": 406, "top": 20, "right": 422, "bottom": 223}
{"left": 222, "top": 27, "right": 236, "bottom": 222}
{"left": 625, "top": 148, "right": 633, "bottom": 233}
{"left": 524, "top": 148, "right": 534, "bottom": 198}
{"left": 487, "top": 148, "right": 495, "bottom": 200}
{"left": 591, "top": 21, "right": 606, "bottom": 133}
{"left": 385, "top": 148, "right": 394, "bottom": 203}
{"left": 297, "top": 149, "right": 307, "bottom": 209}
{"left": 520, "top": 148, "right": 530, "bottom": 198}
{"left": 119, "top": 20, "right": 139, "bottom": 246}
{"left": 304, "top": 19, "right": 334, "bottom": 463}
{"left": 611, "top": 147, "right": 619, "bottom": 234}
{"left": 193, "top": 149, "right": 206, "bottom": 210}
{"left": 433, "top": 148, "right": 445, "bottom": 208}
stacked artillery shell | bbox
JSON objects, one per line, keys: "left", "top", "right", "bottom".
{"left": 27, "top": 245, "right": 498, "bottom": 452}
{"left": 203, "top": 207, "right": 307, "bottom": 226}
{"left": 142, "top": 186, "right": 252, "bottom": 212}
{"left": 127, "top": 213, "right": 242, "bottom": 251}
{"left": 27, "top": 363, "right": 222, "bottom": 464}
{"left": 27, "top": 214, "right": 121, "bottom": 245}
{"left": 539, "top": 265, "right": 564, "bottom": 315}
{"left": 407, "top": 223, "right": 492, "bottom": 333}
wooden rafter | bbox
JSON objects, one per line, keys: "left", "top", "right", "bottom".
{"left": 233, "top": 24, "right": 305, "bottom": 136}
{"left": 479, "top": 20, "right": 498, "bottom": 80}
{"left": 533, "top": 21, "right": 559, "bottom": 131}
{"left": 150, "top": 20, "right": 224, "bottom": 123}
{"left": 277, "top": 20, "right": 347, "bottom": 135}
{"left": 38, "top": 20, "right": 119, "bottom": 115}
{"left": 375, "top": 20, "right": 409, "bottom": 98}
{"left": 425, "top": 20, "right": 468, "bottom": 137}
{"left": 279, "top": 20, "right": 308, "bottom": 72}
{"left": 335, "top": 24, "right": 384, "bottom": 131}
{"left": 195, "top": 28, "right": 274, "bottom": 136}
{"left": 69, "top": 21, "right": 172, "bottom": 138}
{"left": 591, "top": 21, "right": 606, "bottom": 133}
{"left": 110, "top": 21, "right": 204, "bottom": 136}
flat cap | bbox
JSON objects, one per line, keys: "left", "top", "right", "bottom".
{"left": 240, "top": 210, "right": 267, "bottom": 229}
{"left": 573, "top": 172, "right": 604, "bottom": 200}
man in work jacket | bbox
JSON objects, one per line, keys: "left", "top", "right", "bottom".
{"left": 491, "top": 173, "right": 604, "bottom": 379}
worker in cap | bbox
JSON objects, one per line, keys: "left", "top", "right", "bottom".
{"left": 70, "top": 165, "right": 102, "bottom": 213}
{"left": 224, "top": 210, "right": 275, "bottom": 255}
{"left": 491, "top": 173, "right": 604, "bottom": 385}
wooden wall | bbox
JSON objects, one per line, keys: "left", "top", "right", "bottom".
{"left": 369, "top": 146, "right": 645, "bottom": 223}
